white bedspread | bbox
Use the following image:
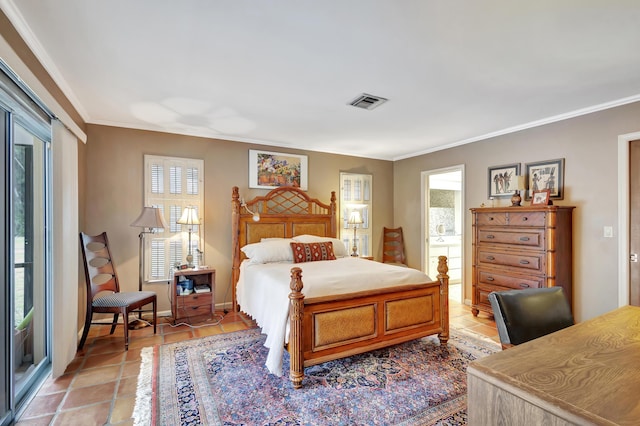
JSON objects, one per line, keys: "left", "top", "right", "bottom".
{"left": 236, "top": 257, "right": 433, "bottom": 376}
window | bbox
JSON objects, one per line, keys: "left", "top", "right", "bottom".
{"left": 144, "top": 155, "right": 204, "bottom": 282}
{"left": 340, "top": 173, "right": 372, "bottom": 257}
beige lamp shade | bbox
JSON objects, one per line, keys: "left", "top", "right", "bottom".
{"left": 514, "top": 175, "right": 526, "bottom": 190}
{"left": 130, "top": 206, "right": 168, "bottom": 230}
{"left": 177, "top": 206, "right": 200, "bottom": 225}
{"left": 348, "top": 210, "right": 363, "bottom": 225}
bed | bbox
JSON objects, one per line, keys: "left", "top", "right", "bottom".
{"left": 231, "top": 186, "right": 449, "bottom": 388}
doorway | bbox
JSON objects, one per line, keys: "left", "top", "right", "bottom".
{"left": 618, "top": 132, "right": 640, "bottom": 306}
{"left": 422, "top": 166, "right": 464, "bottom": 303}
{"left": 629, "top": 139, "right": 640, "bottom": 306}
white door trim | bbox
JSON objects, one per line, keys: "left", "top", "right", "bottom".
{"left": 618, "top": 131, "right": 640, "bottom": 307}
{"left": 420, "top": 164, "right": 465, "bottom": 294}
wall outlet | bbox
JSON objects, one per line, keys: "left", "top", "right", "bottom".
{"left": 604, "top": 226, "right": 613, "bottom": 238}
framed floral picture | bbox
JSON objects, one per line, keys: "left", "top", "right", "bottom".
{"left": 488, "top": 163, "right": 520, "bottom": 198}
{"left": 249, "top": 149, "right": 308, "bottom": 190}
{"left": 531, "top": 189, "right": 551, "bottom": 206}
{"left": 525, "top": 158, "right": 564, "bottom": 200}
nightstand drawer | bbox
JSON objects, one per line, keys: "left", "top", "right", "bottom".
{"left": 179, "top": 292, "right": 212, "bottom": 308}
{"left": 175, "top": 303, "right": 212, "bottom": 319}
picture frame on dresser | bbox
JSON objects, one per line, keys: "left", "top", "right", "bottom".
{"left": 531, "top": 189, "right": 551, "bottom": 206}
{"left": 487, "top": 163, "right": 520, "bottom": 198}
{"left": 525, "top": 158, "right": 564, "bottom": 200}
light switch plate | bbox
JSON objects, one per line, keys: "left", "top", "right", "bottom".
{"left": 604, "top": 226, "right": 613, "bottom": 238}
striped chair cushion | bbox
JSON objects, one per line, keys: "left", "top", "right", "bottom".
{"left": 93, "top": 291, "right": 155, "bottom": 308}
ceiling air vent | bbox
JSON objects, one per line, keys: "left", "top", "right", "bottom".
{"left": 348, "top": 93, "right": 388, "bottom": 110}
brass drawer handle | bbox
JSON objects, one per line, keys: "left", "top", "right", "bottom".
{"left": 486, "top": 235, "right": 495, "bottom": 239}
{"left": 522, "top": 217, "right": 528, "bottom": 221}
{"left": 519, "top": 260, "right": 530, "bottom": 265}
{"left": 489, "top": 217, "right": 494, "bottom": 221}
{"left": 486, "top": 256, "right": 495, "bottom": 261}
{"left": 519, "top": 283, "right": 530, "bottom": 288}
{"left": 486, "top": 276, "right": 495, "bottom": 281}
{"left": 519, "top": 236, "right": 530, "bottom": 241}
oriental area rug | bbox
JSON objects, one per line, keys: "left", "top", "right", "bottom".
{"left": 133, "top": 328, "right": 499, "bottom": 426}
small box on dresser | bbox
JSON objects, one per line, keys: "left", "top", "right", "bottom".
{"left": 172, "top": 268, "right": 215, "bottom": 324}
{"left": 470, "top": 206, "right": 575, "bottom": 318}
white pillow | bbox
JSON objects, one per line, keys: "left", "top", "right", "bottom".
{"left": 293, "top": 234, "right": 349, "bottom": 258}
{"left": 241, "top": 240, "right": 294, "bottom": 264}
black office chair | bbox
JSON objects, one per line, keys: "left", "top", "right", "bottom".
{"left": 489, "top": 287, "right": 574, "bottom": 350}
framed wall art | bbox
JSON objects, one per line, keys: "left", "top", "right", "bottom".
{"left": 531, "top": 189, "right": 551, "bottom": 206}
{"left": 487, "top": 163, "right": 520, "bottom": 198}
{"left": 249, "top": 149, "right": 308, "bottom": 190}
{"left": 525, "top": 158, "right": 564, "bottom": 200}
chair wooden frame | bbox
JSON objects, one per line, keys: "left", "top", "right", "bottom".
{"left": 79, "top": 232, "right": 157, "bottom": 351}
{"left": 382, "top": 226, "right": 406, "bottom": 265}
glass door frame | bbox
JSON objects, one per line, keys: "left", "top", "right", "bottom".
{"left": 0, "top": 65, "right": 53, "bottom": 425}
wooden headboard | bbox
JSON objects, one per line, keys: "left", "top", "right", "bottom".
{"left": 231, "top": 186, "right": 337, "bottom": 310}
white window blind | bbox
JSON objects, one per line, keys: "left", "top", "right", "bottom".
{"left": 144, "top": 155, "right": 204, "bottom": 282}
{"left": 340, "top": 173, "right": 373, "bottom": 257}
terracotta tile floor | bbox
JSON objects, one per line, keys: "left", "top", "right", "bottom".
{"left": 17, "top": 299, "right": 497, "bottom": 426}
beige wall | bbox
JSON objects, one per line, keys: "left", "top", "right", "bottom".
{"left": 82, "top": 124, "right": 393, "bottom": 315}
{"left": 395, "top": 101, "right": 640, "bottom": 322}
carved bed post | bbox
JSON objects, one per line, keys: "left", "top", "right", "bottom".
{"left": 289, "top": 267, "right": 305, "bottom": 389}
{"left": 329, "top": 191, "right": 337, "bottom": 237}
{"left": 437, "top": 255, "right": 450, "bottom": 345}
{"left": 231, "top": 186, "right": 241, "bottom": 311}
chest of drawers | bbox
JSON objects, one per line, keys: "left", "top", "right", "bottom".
{"left": 470, "top": 206, "right": 575, "bottom": 317}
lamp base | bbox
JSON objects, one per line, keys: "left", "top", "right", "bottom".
{"left": 510, "top": 191, "right": 522, "bottom": 207}
{"left": 186, "top": 253, "right": 194, "bottom": 268}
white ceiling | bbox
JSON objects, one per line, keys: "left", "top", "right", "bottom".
{"left": 3, "top": 1, "right": 640, "bottom": 160}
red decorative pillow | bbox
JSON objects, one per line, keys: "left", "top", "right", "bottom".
{"left": 290, "top": 241, "right": 336, "bottom": 263}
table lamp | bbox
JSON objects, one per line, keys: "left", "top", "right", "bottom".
{"left": 177, "top": 206, "right": 200, "bottom": 267}
{"left": 348, "top": 210, "right": 364, "bottom": 257}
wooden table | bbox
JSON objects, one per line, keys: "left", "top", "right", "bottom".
{"left": 467, "top": 305, "right": 640, "bottom": 425}
{"left": 171, "top": 268, "right": 215, "bottom": 324}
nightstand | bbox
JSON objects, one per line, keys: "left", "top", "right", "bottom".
{"left": 172, "top": 268, "right": 215, "bottom": 324}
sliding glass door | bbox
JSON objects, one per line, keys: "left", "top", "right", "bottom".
{"left": 1, "top": 66, "right": 52, "bottom": 425}
{"left": 13, "top": 122, "right": 50, "bottom": 403}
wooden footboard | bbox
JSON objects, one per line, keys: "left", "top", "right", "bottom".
{"left": 287, "top": 256, "right": 450, "bottom": 389}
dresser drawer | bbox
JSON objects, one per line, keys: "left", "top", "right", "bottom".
{"left": 478, "top": 269, "right": 544, "bottom": 290}
{"left": 476, "top": 213, "right": 507, "bottom": 226}
{"left": 477, "top": 249, "right": 544, "bottom": 272}
{"left": 476, "top": 284, "right": 501, "bottom": 311}
{"left": 477, "top": 229, "right": 544, "bottom": 248}
{"left": 476, "top": 211, "right": 546, "bottom": 227}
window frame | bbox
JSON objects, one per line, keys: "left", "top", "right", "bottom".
{"left": 144, "top": 155, "right": 204, "bottom": 283}
{"left": 339, "top": 172, "right": 372, "bottom": 257}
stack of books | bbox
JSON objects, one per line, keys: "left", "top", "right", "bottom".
{"left": 194, "top": 284, "right": 211, "bottom": 293}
